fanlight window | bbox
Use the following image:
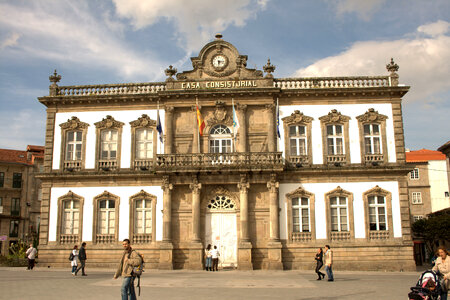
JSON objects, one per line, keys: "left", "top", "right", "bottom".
{"left": 207, "top": 195, "right": 236, "bottom": 210}
{"left": 209, "top": 125, "right": 232, "bottom": 154}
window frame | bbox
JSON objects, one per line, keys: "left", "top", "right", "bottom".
{"left": 411, "top": 192, "right": 422, "bottom": 204}
{"left": 363, "top": 186, "right": 393, "bottom": 241}
{"left": 285, "top": 186, "right": 315, "bottom": 243}
{"left": 11, "top": 198, "right": 20, "bottom": 216}
{"left": 94, "top": 115, "right": 124, "bottom": 170}
{"left": 12, "top": 173, "right": 22, "bottom": 188}
{"left": 129, "top": 190, "right": 157, "bottom": 244}
{"left": 92, "top": 191, "right": 120, "bottom": 244}
{"left": 209, "top": 124, "right": 233, "bottom": 154}
{"left": 410, "top": 168, "right": 420, "bottom": 180}
{"left": 9, "top": 220, "right": 19, "bottom": 237}
{"left": 0, "top": 172, "right": 4, "bottom": 187}
{"left": 357, "top": 109, "right": 388, "bottom": 164}
{"left": 319, "top": 110, "right": 351, "bottom": 165}
{"left": 325, "top": 186, "right": 354, "bottom": 241}
{"left": 56, "top": 191, "right": 84, "bottom": 244}
{"left": 59, "top": 116, "right": 89, "bottom": 171}
{"left": 282, "top": 111, "right": 313, "bottom": 166}
{"left": 130, "top": 114, "right": 158, "bottom": 170}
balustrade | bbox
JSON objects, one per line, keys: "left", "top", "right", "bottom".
{"left": 63, "top": 160, "right": 82, "bottom": 171}
{"left": 134, "top": 159, "right": 155, "bottom": 170}
{"left": 60, "top": 234, "right": 79, "bottom": 244}
{"left": 369, "top": 230, "right": 389, "bottom": 240}
{"left": 288, "top": 155, "right": 310, "bottom": 165}
{"left": 96, "top": 234, "right": 115, "bottom": 244}
{"left": 330, "top": 231, "right": 350, "bottom": 241}
{"left": 274, "top": 76, "right": 390, "bottom": 89}
{"left": 364, "top": 154, "right": 384, "bottom": 163}
{"left": 327, "top": 155, "right": 346, "bottom": 164}
{"left": 57, "top": 82, "right": 166, "bottom": 96}
{"left": 98, "top": 160, "right": 118, "bottom": 170}
{"left": 133, "top": 234, "right": 152, "bottom": 244}
{"left": 292, "top": 232, "right": 312, "bottom": 242}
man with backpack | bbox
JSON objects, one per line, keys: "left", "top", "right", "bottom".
{"left": 114, "top": 239, "right": 143, "bottom": 300}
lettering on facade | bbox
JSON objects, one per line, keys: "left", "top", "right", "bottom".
{"left": 181, "top": 80, "right": 258, "bottom": 89}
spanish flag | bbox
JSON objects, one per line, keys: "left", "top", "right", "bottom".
{"left": 196, "top": 104, "right": 205, "bottom": 136}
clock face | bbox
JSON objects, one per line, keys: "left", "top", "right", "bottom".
{"left": 212, "top": 55, "right": 227, "bottom": 69}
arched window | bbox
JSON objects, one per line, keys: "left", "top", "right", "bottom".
{"left": 129, "top": 190, "right": 157, "bottom": 244}
{"left": 325, "top": 186, "right": 354, "bottom": 241}
{"left": 93, "top": 191, "right": 120, "bottom": 244}
{"left": 285, "top": 186, "right": 315, "bottom": 242}
{"left": 59, "top": 117, "right": 89, "bottom": 171}
{"left": 56, "top": 191, "right": 84, "bottom": 244}
{"left": 363, "top": 186, "right": 393, "bottom": 240}
{"left": 209, "top": 125, "right": 232, "bottom": 154}
{"left": 207, "top": 195, "right": 236, "bottom": 211}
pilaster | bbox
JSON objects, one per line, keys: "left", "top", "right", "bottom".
{"left": 237, "top": 103, "right": 247, "bottom": 152}
{"left": 266, "top": 173, "right": 283, "bottom": 270}
{"left": 159, "top": 175, "right": 173, "bottom": 270}
{"left": 265, "top": 103, "right": 276, "bottom": 152}
{"left": 188, "top": 176, "right": 203, "bottom": 269}
{"left": 237, "top": 173, "right": 253, "bottom": 270}
{"left": 164, "top": 105, "right": 174, "bottom": 154}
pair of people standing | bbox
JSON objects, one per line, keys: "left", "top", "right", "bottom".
{"left": 73, "top": 242, "right": 87, "bottom": 276}
{"left": 315, "top": 245, "right": 333, "bottom": 281}
{"left": 204, "top": 244, "right": 220, "bottom": 271}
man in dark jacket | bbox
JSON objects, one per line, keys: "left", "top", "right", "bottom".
{"left": 75, "top": 242, "right": 87, "bottom": 276}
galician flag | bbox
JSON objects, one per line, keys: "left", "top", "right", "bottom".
{"left": 196, "top": 100, "right": 205, "bottom": 136}
{"left": 276, "top": 98, "right": 281, "bottom": 139}
{"left": 232, "top": 98, "right": 239, "bottom": 140}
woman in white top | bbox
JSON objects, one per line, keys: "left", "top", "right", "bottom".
{"left": 433, "top": 247, "right": 450, "bottom": 300}
{"left": 71, "top": 245, "right": 79, "bottom": 275}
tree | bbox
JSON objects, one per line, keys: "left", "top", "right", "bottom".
{"left": 411, "top": 214, "right": 450, "bottom": 255}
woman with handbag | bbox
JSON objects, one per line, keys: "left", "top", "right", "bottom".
{"left": 432, "top": 247, "right": 449, "bottom": 300}
{"left": 71, "top": 245, "right": 79, "bottom": 275}
{"left": 204, "top": 244, "right": 212, "bottom": 271}
{"left": 314, "top": 248, "right": 325, "bottom": 280}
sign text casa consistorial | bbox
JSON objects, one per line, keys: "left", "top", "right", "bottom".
{"left": 181, "top": 80, "right": 258, "bottom": 89}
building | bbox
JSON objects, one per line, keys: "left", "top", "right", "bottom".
{"left": 0, "top": 145, "right": 44, "bottom": 255}
{"left": 438, "top": 141, "right": 450, "bottom": 194}
{"left": 36, "top": 35, "right": 415, "bottom": 271}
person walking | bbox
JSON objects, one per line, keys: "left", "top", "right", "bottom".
{"left": 432, "top": 247, "right": 449, "bottom": 300}
{"left": 74, "top": 242, "right": 87, "bottom": 276}
{"left": 71, "top": 245, "right": 79, "bottom": 275}
{"left": 114, "top": 239, "right": 143, "bottom": 300}
{"left": 205, "top": 244, "right": 212, "bottom": 271}
{"left": 315, "top": 247, "right": 325, "bottom": 280}
{"left": 26, "top": 243, "right": 37, "bottom": 270}
{"left": 211, "top": 245, "right": 220, "bottom": 272}
{"left": 324, "top": 245, "right": 334, "bottom": 282}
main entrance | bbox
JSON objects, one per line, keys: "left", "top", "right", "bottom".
{"left": 204, "top": 195, "right": 238, "bottom": 268}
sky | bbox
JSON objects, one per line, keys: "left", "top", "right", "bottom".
{"left": 0, "top": 0, "right": 449, "bottom": 151}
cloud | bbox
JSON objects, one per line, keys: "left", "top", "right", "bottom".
{"left": 112, "top": 0, "right": 268, "bottom": 53}
{"left": 331, "top": 0, "right": 386, "bottom": 20}
{"left": 294, "top": 20, "right": 450, "bottom": 103}
{"left": 0, "top": 32, "right": 20, "bottom": 49}
{"left": 0, "top": 1, "right": 164, "bottom": 81}
{"left": 0, "top": 109, "right": 45, "bottom": 150}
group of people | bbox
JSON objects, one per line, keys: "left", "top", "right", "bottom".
{"left": 69, "top": 242, "right": 87, "bottom": 276}
{"left": 314, "top": 245, "right": 334, "bottom": 281}
{"left": 204, "top": 244, "right": 220, "bottom": 271}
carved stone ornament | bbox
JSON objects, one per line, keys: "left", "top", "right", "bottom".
{"left": 60, "top": 116, "right": 89, "bottom": 130}
{"left": 162, "top": 176, "right": 173, "bottom": 192}
{"left": 319, "top": 109, "right": 350, "bottom": 123}
{"left": 94, "top": 190, "right": 119, "bottom": 201}
{"left": 386, "top": 58, "right": 399, "bottom": 74}
{"left": 237, "top": 174, "right": 250, "bottom": 192}
{"left": 49, "top": 69, "right": 61, "bottom": 86}
{"left": 130, "top": 114, "right": 157, "bottom": 128}
{"left": 282, "top": 110, "right": 314, "bottom": 125}
{"left": 325, "top": 186, "right": 351, "bottom": 197}
{"left": 205, "top": 186, "right": 239, "bottom": 210}
{"left": 267, "top": 173, "right": 279, "bottom": 193}
{"left": 94, "top": 115, "right": 124, "bottom": 129}
{"left": 164, "top": 65, "right": 177, "bottom": 81}
{"left": 207, "top": 101, "right": 232, "bottom": 128}
{"left": 130, "top": 190, "right": 157, "bottom": 202}
{"left": 263, "top": 58, "right": 276, "bottom": 78}
{"left": 356, "top": 108, "right": 387, "bottom": 123}
{"left": 364, "top": 185, "right": 389, "bottom": 197}
{"left": 286, "top": 186, "right": 313, "bottom": 199}
{"left": 60, "top": 190, "right": 83, "bottom": 201}
{"left": 189, "top": 176, "right": 202, "bottom": 194}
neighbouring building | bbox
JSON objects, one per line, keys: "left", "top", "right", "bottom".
{"left": 0, "top": 145, "right": 44, "bottom": 255}
{"left": 406, "top": 149, "right": 450, "bottom": 265}
{"left": 438, "top": 141, "right": 450, "bottom": 195}
{"left": 36, "top": 35, "right": 415, "bottom": 271}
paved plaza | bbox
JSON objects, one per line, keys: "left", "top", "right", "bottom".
{"left": 0, "top": 267, "right": 424, "bottom": 299}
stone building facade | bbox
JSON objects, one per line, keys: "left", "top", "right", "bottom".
{"left": 0, "top": 145, "right": 44, "bottom": 255}
{"left": 36, "top": 35, "right": 415, "bottom": 271}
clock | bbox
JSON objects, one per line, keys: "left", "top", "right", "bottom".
{"left": 212, "top": 54, "right": 228, "bottom": 70}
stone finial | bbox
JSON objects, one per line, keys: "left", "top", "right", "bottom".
{"left": 49, "top": 70, "right": 61, "bottom": 96}
{"left": 164, "top": 65, "right": 177, "bottom": 82}
{"left": 386, "top": 58, "right": 399, "bottom": 86}
{"left": 215, "top": 33, "right": 223, "bottom": 39}
{"left": 386, "top": 58, "right": 399, "bottom": 73}
{"left": 263, "top": 58, "right": 276, "bottom": 78}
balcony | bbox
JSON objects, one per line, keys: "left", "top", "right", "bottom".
{"left": 292, "top": 232, "right": 312, "bottom": 242}
{"left": 369, "top": 230, "right": 389, "bottom": 240}
{"left": 133, "top": 234, "right": 152, "bottom": 244}
{"left": 287, "top": 155, "right": 310, "bottom": 167}
{"left": 330, "top": 231, "right": 350, "bottom": 241}
{"left": 98, "top": 160, "right": 118, "bottom": 171}
{"left": 63, "top": 160, "right": 82, "bottom": 171}
{"left": 364, "top": 154, "right": 384, "bottom": 164}
{"left": 96, "top": 234, "right": 115, "bottom": 244}
{"left": 154, "top": 152, "right": 284, "bottom": 172}
{"left": 326, "top": 155, "right": 346, "bottom": 165}
{"left": 60, "top": 234, "right": 79, "bottom": 244}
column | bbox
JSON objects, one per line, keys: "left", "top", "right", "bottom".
{"left": 237, "top": 103, "right": 247, "bottom": 153}
{"left": 159, "top": 175, "right": 174, "bottom": 270}
{"left": 164, "top": 106, "right": 174, "bottom": 154}
{"left": 266, "top": 173, "right": 283, "bottom": 270}
{"left": 188, "top": 176, "right": 203, "bottom": 269}
{"left": 265, "top": 103, "right": 276, "bottom": 152}
{"left": 238, "top": 174, "right": 253, "bottom": 270}
{"left": 191, "top": 106, "right": 199, "bottom": 153}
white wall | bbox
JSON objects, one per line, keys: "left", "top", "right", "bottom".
{"left": 48, "top": 186, "right": 164, "bottom": 242}
{"left": 278, "top": 104, "right": 396, "bottom": 164}
{"left": 279, "top": 181, "right": 402, "bottom": 240}
{"left": 428, "top": 160, "right": 450, "bottom": 212}
{"left": 52, "top": 110, "right": 165, "bottom": 170}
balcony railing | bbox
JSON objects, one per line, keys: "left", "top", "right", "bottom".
{"left": 134, "top": 159, "right": 155, "bottom": 170}
{"left": 155, "top": 152, "right": 284, "bottom": 171}
{"left": 369, "top": 230, "right": 389, "bottom": 240}
{"left": 364, "top": 154, "right": 384, "bottom": 164}
{"left": 292, "top": 232, "right": 312, "bottom": 242}
{"left": 60, "top": 234, "right": 79, "bottom": 244}
{"left": 133, "top": 234, "right": 152, "bottom": 244}
{"left": 274, "top": 76, "right": 391, "bottom": 89}
{"left": 98, "top": 160, "right": 118, "bottom": 171}
{"left": 327, "top": 155, "right": 346, "bottom": 164}
{"left": 57, "top": 82, "right": 166, "bottom": 96}
{"left": 96, "top": 234, "right": 115, "bottom": 244}
{"left": 288, "top": 155, "right": 310, "bottom": 166}
{"left": 64, "top": 160, "right": 82, "bottom": 171}
{"left": 330, "top": 231, "right": 351, "bottom": 241}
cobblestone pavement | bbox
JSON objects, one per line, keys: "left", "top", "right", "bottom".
{"left": 0, "top": 267, "right": 424, "bottom": 299}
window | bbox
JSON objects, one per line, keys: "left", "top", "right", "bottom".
{"left": 0, "top": 172, "right": 4, "bottom": 187}
{"left": 65, "top": 131, "right": 83, "bottom": 161}
{"left": 289, "top": 125, "right": 307, "bottom": 155}
{"left": 410, "top": 168, "right": 419, "bottom": 180}
{"left": 209, "top": 125, "right": 232, "bottom": 154}
{"left": 129, "top": 190, "right": 157, "bottom": 244}
{"left": 368, "top": 195, "right": 386, "bottom": 230}
{"left": 98, "top": 199, "right": 116, "bottom": 235}
{"left": 135, "top": 199, "right": 152, "bottom": 234}
{"left": 364, "top": 124, "right": 381, "bottom": 154}
{"left": 11, "top": 198, "right": 20, "bottom": 216}
{"left": 135, "top": 128, "right": 154, "bottom": 159}
{"left": 0, "top": 197, "right": 3, "bottom": 214}
{"left": 62, "top": 200, "right": 80, "bottom": 234}
{"left": 12, "top": 173, "right": 22, "bottom": 188}
{"left": 9, "top": 220, "right": 19, "bottom": 237}
{"left": 327, "top": 125, "right": 344, "bottom": 155}
{"left": 413, "top": 215, "right": 424, "bottom": 222}
{"left": 330, "top": 196, "right": 348, "bottom": 231}
{"left": 101, "top": 129, "right": 118, "bottom": 160}
{"left": 411, "top": 192, "right": 422, "bottom": 204}
{"left": 292, "top": 197, "right": 310, "bottom": 232}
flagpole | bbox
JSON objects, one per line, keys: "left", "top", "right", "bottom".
{"left": 196, "top": 97, "right": 200, "bottom": 153}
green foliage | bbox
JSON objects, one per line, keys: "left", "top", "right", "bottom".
{"left": 412, "top": 214, "right": 450, "bottom": 253}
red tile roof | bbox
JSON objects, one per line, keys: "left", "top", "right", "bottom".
{"left": 0, "top": 149, "right": 30, "bottom": 165}
{"left": 406, "top": 149, "right": 447, "bottom": 163}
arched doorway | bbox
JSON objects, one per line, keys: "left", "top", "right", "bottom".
{"left": 204, "top": 194, "right": 238, "bottom": 268}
